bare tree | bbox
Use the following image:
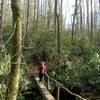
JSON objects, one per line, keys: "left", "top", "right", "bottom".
{"left": 35, "top": 0, "right": 39, "bottom": 29}
{"left": 72, "top": 0, "right": 78, "bottom": 43}
{"left": 93, "top": 0, "right": 97, "bottom": 42}
{"left": 79, "top": 0, "right": 83, "bottom": 39}
{"left": 47, "top": 0, "right": 52, "bottom": 29}
{"left": 60, "top": 0, "right": 63, "bottom": 31}
{"left": 90, "top": 0, "right": 93, "bottom": 42}
{"left": 41, "top": 0, "right": 43, "bottom": 29}
{"left": 54, "top": 0, "right": 57, "bottom": 33}
{"left": 25, "top": 0, "right": 30, "bottom": 34}
{"left": 86, "top": 0, "right": 89, "bottom": 37}
{"left": 57, "top": 13, "right": 60, "bottom": 55}
{"left": 33, "top": 0, "right": 36, "bottom": 30}
{"left": 24, "top": 0, "right": 30, "bottom": 47}
{"left": 0, "top": 0, "right": 4, "bottom": 42}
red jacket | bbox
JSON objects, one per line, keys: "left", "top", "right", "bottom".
{"left": 38, "top": 64, "right": 46, "bottom": 74}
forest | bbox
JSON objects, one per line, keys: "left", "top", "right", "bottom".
{"left": 0, "top": 0, "right": 100, "bottom": 100}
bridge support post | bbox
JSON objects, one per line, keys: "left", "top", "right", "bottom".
{"left": 57, "top": 84, "right": 60, "bottom": 100}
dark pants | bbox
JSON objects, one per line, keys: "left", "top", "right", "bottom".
{"left": 39, "top": 73, "right": 44, "bottom": 82}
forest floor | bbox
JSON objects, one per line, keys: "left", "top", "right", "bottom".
{"left": 82, "top": 92, "right": 100, "bottom": 100}
{"left": 23, "top": 67, "right": 100, "bottom": 100}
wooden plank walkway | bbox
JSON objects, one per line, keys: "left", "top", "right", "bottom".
{"left": 33, "top": 67, "right": 55, "bottom": 100}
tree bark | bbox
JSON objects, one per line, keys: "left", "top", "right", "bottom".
{"left": 93, "top": 0, "right": 97, "bottom": 42}
{"left": 57, "top": 14, "right": 60, "bottom": 55}
{"left": 86, "top": 0, "right": 89, "bottom": 37}
{"left": 41, "top": 0, "right": 43, "bottom": 29}
{"left": 90, "top": 0, "right": 93, "bottom": 42}
{"left": 25, "top": 0, "right": 30, "bottom": 35}
{"left": 47, "top": 0, "right": 51, "bottom": 29}
{"left": 54, "top": 0, "right": 57, "bottom": 33}
{"left": 5, "top": 0, "right": 22, "bottom": 100}
{"left": 72, "top": 0, "right": 78, "bottom": 43}
{"left": 35, "top": 0, "right": 39, "bottom": 29}
{"left": 0, "top": 0, "right": 4, "bottom": 42}
{"left": 60, "top": 0, "right": 63, "bottom": 31}
{"left": 24, "top": 0, "right": 30, "bottom": 47}
{"left": 33, "top": 0, "right": 36, "bottom": 30}
{"left": 79, "top": 0, "right": 83, "bottom": 39}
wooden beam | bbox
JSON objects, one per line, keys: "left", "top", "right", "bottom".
{"left": 34, "top": 75, "right": 56, "bottom": 100}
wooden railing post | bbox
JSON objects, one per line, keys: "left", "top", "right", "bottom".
{"left": 40, "top": 74, "right": 86, "bottom": 100}
{"left": 57, "top": 84, "right": 60, "bottom": 100}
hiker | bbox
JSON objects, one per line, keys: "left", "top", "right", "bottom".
{"left": 38, "top": 61, "right": 46, "bottom": 83}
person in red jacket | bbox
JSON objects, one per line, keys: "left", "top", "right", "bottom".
{"left": 38, "top": 61, "right": 46, "bottom": 83}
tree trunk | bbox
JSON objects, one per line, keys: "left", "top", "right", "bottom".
{"left": 33, "top": 0, "right": 36, "bottom": 30}
{"left": 72, "top": 0, "right": 78, "bottom": 43}
{"left": 47, "top": 0, "right": 51, "bottom": 29}
{"left": 60, "top": 0, "right": 63, "bottom": 31}
{"left": 41, "top": 0, "right": 43, "bottom": 29}
{"left": 0, "top": 0, "right": 4, "bottom": 42}
{"left": 54, "top": 0, "right": 57, "bottom": 33}
{"left": 56, "top": 13, "right": 60, "bottom": 73}
{"left": 79, "top": 0, "right": 83, "bottom": 40}
{"left": 35, "top": 0, "right": 39, "bottom": 29}
{"left": 75, "top": 11, "right": 79, "bottom": 42}
{"left": 93, "top": 0, "right": 97, "bottom": 42}
{"left": 24, "top": 0, "right": 30, "bottom": 47}
{"left": 86, "top": 0, "right": 89, "bottom": 37}
{"left": 25, "top": 0, "right": 30, "bottom": 35}
{"left": 5, "top": 0, "right": 22, "bottom": 100}
{"left": 90, "top": 0, "right": 93, "bottom": 42}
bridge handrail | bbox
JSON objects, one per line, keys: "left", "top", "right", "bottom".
{"left": 45, "top": 74, "right": 86, "bottom": 100}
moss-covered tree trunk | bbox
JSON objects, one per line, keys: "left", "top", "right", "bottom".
{"left": 5, "top": 0, "right": 22, "bottom": 100}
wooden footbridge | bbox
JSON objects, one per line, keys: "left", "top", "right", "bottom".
{"left": 32, "top": 68, "right": 87, "bottom": 100}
